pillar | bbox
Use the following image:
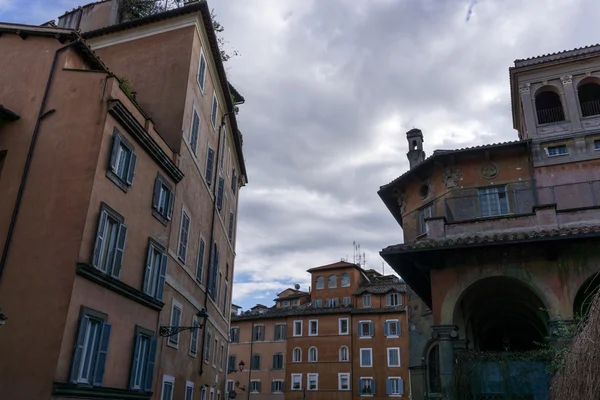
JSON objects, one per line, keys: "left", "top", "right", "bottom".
{"left": 519, "top": 83, "right": 538, "bottom": 139}
{"left": 561, "top": 74, "right": 582, "bottom": 131}
{"left": 431, "top": 325, "right": 459, "bottom": 400}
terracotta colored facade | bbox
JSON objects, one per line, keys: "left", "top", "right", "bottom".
{"left": 379, "top": 45, "right": 600, "bottom": 399}
{"left": 228, "top": 261, "right": 410, "bottom": 400}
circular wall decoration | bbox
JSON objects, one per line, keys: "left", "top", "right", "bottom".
{"left": 481, "top": 162, "right": 499, "bottom": 179}
{"left": 419, "top": 184, "right": 430, "bottom": 199}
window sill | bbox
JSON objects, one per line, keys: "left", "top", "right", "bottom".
{"left": 386, "top": 335, "right": 400, "bottom": 339}
{"left": 167, "top": 340, "right": 179, "bottom": 350}
{"left": 152, "top": 209, "right": 169, "bottom": 226}
{"left": 53, "top": 382, "right": 152, "bottom": 400}
{"left": 106, "top": 170, "right": 129, "bottom": 193}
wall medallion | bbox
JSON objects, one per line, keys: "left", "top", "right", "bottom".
{"left": 481, "top": 162, "right": 499, "bottom": 179}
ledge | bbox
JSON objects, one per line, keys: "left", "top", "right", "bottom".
{"left": 76, "top": 263, "right": 164, "bottom": 311}
{"left": 53, "top": 382, "right": 152, "bottom": 399}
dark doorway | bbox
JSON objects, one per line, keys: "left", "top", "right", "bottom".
{"left": 535, "top": 90, "right": 565, "bottom": 124}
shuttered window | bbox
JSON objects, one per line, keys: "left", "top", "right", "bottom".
{"left": 70, "top": 308, "right": 111, "bottom": 386}
{"left": 190, "top": 110, "right": 201, "bottom": 154}
{"left": 108, "top": 129, "right": 137, "bottom": 188}
{"left": 177, "top": 211, "right": 190, "bottom": 262}
{"left": 129, "top": 328, "right": 157, "bottom": 391}
{"left": 92, "top": 205, "right": 127, "bottom": 279}
{"left": 152, "top": 174, "right": 174, "bottom": 222}
{"left": 142, "top": 240, "right": 167, "bottom": 301}
{"left": 197, "top": 52, "right": 207, "bottom": 91}
{"left": 217, "top": 177, "right": 225, "bottom": 211}
{"left": 205, "top": 148, "right": 215, "bottom": 185}
{"left": 478, "top": 186, "right": 509, "bottom": 217}
{"left": 196, "top": 238, "right": 205, "bottom": 283}
{"left": 386, "top": 378, "right": 404, "bottom": 396}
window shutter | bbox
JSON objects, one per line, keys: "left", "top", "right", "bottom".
{"left": 109, "top": 135, "right": 121, "bottom": 173}
{"left": 399, "top": 378, "right": 404, "bottom": 395}
{"left": 386, "top": 378, "right": 391, "bottom": 395}
{"left": 358, "top": 379, "right": 363, "bottom": 394}
{"left": 126, "top": 151, "right": 137, "bottom": 185}
{"left": 156, "top": 253, "right": 167, "bottom": 301}
{"left": 372, "top": 379, "right": 376, "bottom": 394}
{"left": 191, "top": 112, "right": 200, "bottom": 153}
{"left": 228, "top": 213, "right": 234, "bottom": 241}
{"left": 69, "top": 316, "right": 89, "bottom": 383}
{"left": 205, "top": 149, "right": 214, "bottom": 185}
{"left": 384, "top": 321, "right": 389, "bottom": 337}
{"left": 196, "top": 239, "right": 205, "bottom": 282}
{"left": 231, "top": 170, "right": 236, "bottom": 193}
{"left": 92, "top": 322, "right": 112, "bottom": 386}
{"left": 217, "top": 178, "right": 224, "bottom": 210}
{"left": 357, "top": 323, "right": 362, "bottom": 338}
{"left": 144, "top": 338, "right": 157, "bottom": 392}
{"left": 167, "top": 191, "right": 174, "bottom": 220}
{"left": 369, "top": 322, "right": 374, "bottom": 337}
{"left": 271, "top": 381, "right": 276, "bottom": 393}
{"left": 143, "top": 245, "right": 153, "bottom": 295}
{"left": 257, "top": 382, "right": 261, "bottom": 393}
{"left": 283, "top": 326, "right": 287, "bottom": 340}
{"left": 398, "top": 321, "right": 402, "bottom": 336}
{"left": 152, "top": 178, "right": 161, "bottom": 210}
{"left": 92, "top": 211, "right": 108, "bottom": 268}
{"left": 111, "top": 224, "right": 128, "bottom": 278}
{"left": 272, "top": 354, "right": 277, "bottom": 369}
{"left": 129, "top": 334, "right": 141, "bottom": 389}
{"left": 207, "top": 244, "right": 216, "bottom": 299}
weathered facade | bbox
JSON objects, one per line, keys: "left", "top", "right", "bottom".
{"left": 228, "top": 261, "right": 410, "bottom": 400}
{"left": 379, "top": 45, "right": 600, "bottom": 399}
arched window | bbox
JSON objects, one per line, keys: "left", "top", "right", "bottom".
{"left": 292, "top": 347, "right": 302, "bottom": 362}
{"left": 308, "top": 346, "right": 318, "bottom": 362}
{"left": 341, "top": 273, "right": 351, "bottom": 287}
{"left": 339, "top": 345, "right": 349, "bottom": 361}
{"left": 578, "top": 80, "right": 600, "bottom": 117}
{"left": 316, "top": 276, "right": 324, "bottom": 290}
{"left": 535, "top": 87, "right": 565, "bottom": 124}
{"left": 328, "top": 274, "right": 337, "bottom": 288}
{"left": 427, "top": 345, "right": 441, "bottom": 394}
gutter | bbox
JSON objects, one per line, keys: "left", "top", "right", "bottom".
{"left": 0, "top": 37, "right": 82, "bottom": 279}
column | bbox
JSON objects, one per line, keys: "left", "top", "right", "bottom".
{"left": 561, "top": 74, "right": 582, "bottom": 130}
{"left": 431, "top": 325, "right": 459, "bottom": 400}
{"left": 519, "top": 83, "right": 538, "bottom": 139}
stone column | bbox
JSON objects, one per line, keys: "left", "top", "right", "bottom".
{"left": 431, "top": 325, "right": 459, "bottom": 400}
{"left": 561, "top": 74, "right": 582, "bottom": 130}
{"left": 519, "top": 83, "right": 538, "bottom": 139}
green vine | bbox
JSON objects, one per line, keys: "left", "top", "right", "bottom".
{"left": 119, "top": 76, "right": 133, "bottom": 98}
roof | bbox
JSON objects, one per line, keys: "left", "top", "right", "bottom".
{"left": 275, "top": 292, "right": 309, "bottom": 301}
{"left": 231, "top": 304, "right": 241, "bottom": 309}
{"left": 514, "top": 43, "right": 600, "bottom": 68}
{"left": 0, "top": 105, "right": 20, "bottom": 121}
{"left": 353, "top": 282, "right": 407, "bottom": 295}
{"left": 82, "top": 1, "right": 248, "bottom": 182}
{"left": 228, "top": 82, "right": 245, "bottom": 104}
{"left": 307, "top": 261, "right": 361, "bottom": 273}
{"left": 250, "top": 304, "right": 267, "bottom": 310}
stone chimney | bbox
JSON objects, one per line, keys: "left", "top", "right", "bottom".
{"left": 406, "top": 128, "right": 425, "bottom": 169}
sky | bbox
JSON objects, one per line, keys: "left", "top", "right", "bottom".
{"left": 2, "top": 0, "right": 597, "bottom": 311}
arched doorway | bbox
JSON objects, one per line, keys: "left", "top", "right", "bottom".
{"left": 578, "top": 78, "right": 600, "bottom": 117}
{"left": 574, "top": 272, "right": 600, "bottom": 319}
{"left": 535, "top": 87, "right": 565, "bottom": 124}
{"left": 454, "top": 276, "right": 549, "bottom": 351}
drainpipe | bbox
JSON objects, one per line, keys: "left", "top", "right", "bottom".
{"left": 527, "top": 140, "right": 539, "bottom": 206}
{"left": 0, "top": 37, "right": 82, "bottom": 280}
{"left": 247, "top": 320, "right": 254, "bottom": 399}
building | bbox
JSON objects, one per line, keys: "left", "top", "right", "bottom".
{"left": 0, "top": 1, "right": 247, "bottom": 399}
{"left": 378, "top": 44, "right": 600, "bottom": 399}
{"left": 228, "top": 261, "right": 410, "bottom": 400}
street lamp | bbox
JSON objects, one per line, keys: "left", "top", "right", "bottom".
{"left": 159, "top": 308, "right": 208, "bottom": 337}
{"left": 238, "top": 360, "right": 245, "bottom": 371}
{"left": 0, "top": 309, "right": 7, "bottom": 327}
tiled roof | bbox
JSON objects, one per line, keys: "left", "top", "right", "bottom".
{"left": 275, "top": 293, "right": 309, "bottom": 301}
{"left": 353, "top": 283, "right": 407, "bottom": 295}
{"left": 307, "top": 260, "right": 360, "bottom": 272}
{"left": 514, "top": 43, "right": 600, "bottom": 68}
{"left": 381, "top": 225, "right": 600, "bottom": 254}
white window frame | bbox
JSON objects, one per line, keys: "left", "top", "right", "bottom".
{"left": 201, "top": 387, "right": 207, "bottom": 400}
{"left": 189, "top": 315, "right": 199, "bottom": 357}
{"left": 189, "top": 107, "right": 200, "bottom": 155}
{"left": 227, "top": 380, "right": 234, "bottom": 393}
{"left": 388, "top": 377, "right": 403, "bottom": 396}
{"left": 360, "top": 377, "right": 374, "bottom": 397}
{"left": 338, "top": 372, "right": 351, "bottom": 391}
{"left": 197, "top": 49, "right": 207, "bottom": 93}
{"left": 339, "top": 345, "right": 349, "bottom": 362}
{"left": 250, "top": 379, "right": 261, "bottom": 393}
{"left": 386, "top": 319, "right": 400, "bottom": 338}
{"left": 211, "top": 91, "right": 219, "bottom": 129}
{"left": 315, "top": 276, "right": 325, "bottom": 289}
{"left": 185, "top": 381, "right": 194, "bottom": 400}
{"left": 291, "top": 373, "right": 302, "bottom": 390}
{"left": 292, "top": 347, "right": 302, "bottom": 362}
{"left": 359, "top": 320, "right": 373, "bottom": 338}
{"left": 253, "top": 324, "right": 265, "bottom": 341}
{"left": 168, "top": 300, "right": 183, "bottom": 348}
{"left": 362, "top": 293, "right": 371, "bottom": 308}
{"left": 387, "top": 347, "right": 401, "bottom": 367}
{"left": 307, "top": 373, "right": 319, "bottom": 391}
{"left": 230, "top": 326, "right": 239, "bottom": 344}
{"left": 272, "top": 379, "right": 284, "bottom": 393}
{"left": 308, "top": 319, "right": 318, "bottom": 336}
{"left": 161, "top": 374, "right": 175, "bottom": 400}
{"left": 360, "top": 348, "right": 373, "bottom": 367}
{"left": 386, "top": 292, "right": 400, "bottom": 306}
{"left": 341, "top": 273, "right": 351, "bottom": 287}
{"left": 308, "top": 346, "right": 318, "bottom": 362}
{"left": 210, "top": 388, "right": 214, "bottom": 400}
{"left": 177, "top": 209, "right": 190, "bottom": 263}
{"left": 339, "top": 318, "right": 349, "bottom": 335}
{"left": 217, "top": 390, "right": 221, "bottom": 400}
{"left": 546, "top": 144, "right": 569, "bottom": 157}
{"left": 293, "top": 320, "right": 303, "bottom": 337}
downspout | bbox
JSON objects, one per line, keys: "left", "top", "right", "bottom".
{"left": 247, "top": 320, "right": 254, "bottom": 399}
{"left": 0, "top": 37, "right": 82, "bottom": 280}
{"left": 526, "top": 140, "right": 539, "bottom": 205}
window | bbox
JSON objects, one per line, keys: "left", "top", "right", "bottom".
{"left": 359, "top": 378, "right": 375, "bottom": 396}
{"left": 274, "top": 324, "right": 286, "bottom": 341}
{"left": 309, "top": 320, "right": 318, "bottom": 336}
{"left": 312, "top": 299, "right": 322, "bottom": 308}
{"left": 251, "top": 354, "right": 261, "bottom": 370}
{"left": 222, "top": 281, "right": 228, "bottom": 311}
{"left": 478, "top": 186, "right": 509, "bottom": 217}
{"left": 339, "top": 273, "right": 350, "bottom": 287}
{"left": 92, "top": 205, "right": 127, "bottom": 279}
{"left": 177, "top": 211, "right": 190, "bottom": 262}
{"left": 228, "top": 213, "right": 234, "bottom": 242}
{"left": 189, "top": 318, "right": 200, "bottom": 356}
{"left": 594, "top": 139, "right": 600, "bottom": 150}
{"left": 196, "top": 238, "right": 205, "bottom": 283}
{"left": 197, "top": 51, "right": 206, "bottom": 91}
{"left": 360, "top": 348, "right": 373, "bottom": 367}
{"left": 211, "top": 92, "right": 219, "bottom": 128}
{"left": 359, "top": 321, "right": 374, "bottom": 338}
{"left": 387, "top": 348, "right": 401, "bottom": 367}
{"left": 307, "top": 373, "right": 318, "bottom": 390}
{"left": 362, "top": 294, "right": 371, "bottom": 308}
{"left": 578, "top": 81, "right": 600, "bottom": 117}
{"left": 386, "top": 377, "right": 404, "bottom": 396}
{"left": 328, "top": 274, "right": 337, "bottom": 288}
{"left": 209, "top": 388, "right": 214, "bottom": 400}
{"left": 535, "top": 89, "right": 565, "bottom": 124}
{"left": 143, "top": 240, "right": 167, "bottom": 301}
{"left": 343, "top": 296, "right": 352, "bottom": 307}
{"left": 205, "top": 148, "right": 215, "bottom": 185}
{"left": 547, "top": 144, "right": 569, "bottom": 156}
{"left": 339, "top": 318, "right": 349, "bottom": 335}
{"left": 339, "top": 345, "right": 349, "bottom": 361}
{"left": 386, "top": 292, "right": 400, "bottom": 306}
{"left": 220, "top": 135, "right": 227, "bottom": 169}
{"left": 152, "top": 175, "right": 174, "bottom": 222}
{"left": 190, "top": 109, "right": 200, "bottom": 154}
{"left": 308, "top": 346, "right": 318, "bottom": 362}
{"left": 204, "top": 330, "right": 211, "bottom": 362}
{"left": 339, "top": 373, "right": 350, "bottom": 391}
{"left": 228, "top": 355, "right": 236, "bottom": 373}
{"left": 291, "top": 299, "right": 298, "bottom": 305}
{"left": 292, "top": 347, "right": 302, "bottom": 362}
{"left": 272, "top": 353, "right": 284, "bottom": 369}
{"left": 316, "top": 276, "right": 324, "bottom": 289}
{"left": 227, "top": 380, "right": 234, "bottom": 393}
{"left": 216, "top": 273, "right": 222, "bottom": 307}
{"left": 293, "top": 320, "right": 302, "bottom": 336}
{"left": 231, "top": 169, "right": 237, "bottom": 194}
{"left": 252, "top": 325, "right": 265, "bottom": 342}
{"left": 418, "top": 203, "right": 433, "bottom": 235}
{"left": 230, "top": 327, "right": 239, "bottom": 343}
{"left": 326, "top": 298, "right": 340, "bottom": 307}
{"left": 291, "top": 374, "right": 302, "bottom": 390}
{"left": 217, "top": 177, "right": 225, "bottom": 211}
{"left": 69, "top": 308, "right": 111, "bottom": 385}
{"left": 385, "top": 320, "right": 401, "bottom": 337}
{"left": 213, "top": 337, "right": 219, "bottom": 366}
{"left": 161, "top": 375, "right": 174, "bottom": 400}
{"left": 201, "top": 387, "right": 207, "bottom": 400}
{"left": 207, "top": 242, "right": 220, "bottom": 300}
{"left": 185, "top": 381, "right": 194, "bottom": 400}
{"left": 108, "top": 130, "right": 137, "bottom": 187}
{"left": 220, "top": 343, "right": 225, "bottom": 371}
{"left": 272, "top": 380, "right": 284, "bottom": 393}
{"left": 129, "top": 328, "right": 157, "bottom": 391}
{"left": 282, "top": 300, "right": 289, "bottom": 306}
{"left": 249, "top": 380, "right": 261, "bottom": 393}
{"left": 168, "top": 303, "right": 182, "bottom": 346}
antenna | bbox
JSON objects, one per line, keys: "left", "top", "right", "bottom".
{"left": 294, "top": 283, "right": 300, "bottom": 290}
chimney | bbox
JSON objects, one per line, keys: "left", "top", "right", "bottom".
{"left": 406, "top": 128, "right": 425, "bottom": 169}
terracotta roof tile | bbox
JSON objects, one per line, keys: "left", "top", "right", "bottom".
{"left": 514, "top": 43, "right": 600, "bottom": 68}
{"left": 353, "top": 282, "right": 407, "bottom": 295}
{"left": 307, "top": 260, "right": 360, "bottom": 272}
{"left": 232, "top": 302, "right": 406, "bottom": 321}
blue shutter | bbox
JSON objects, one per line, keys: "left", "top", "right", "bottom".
{"left": 92, "top": 322, "right": 112, "bottom": 386}
{"left": 196, "top": 239, "right": 205, "bottom": 281}
{"left": 228, "top": 213, "right": 234, "bottom": 241}
{"left": 144, "top": 338, "right": 157, "bottom": 392}
{"left": 69, "top": 316, "right": 89, "bottom": 383}
{"left": 357, "top": 323, "right": 362, "bottom": 338}
{"left": 198, "top": 55, "right": 206, "bottom": 89}
{"left": 386, "top": 378, "right": 391, "bottom": 395}
{"left": 143, "top": 245, "right": 153, "bottom": 295}
{"left": 257, "top": 381, "right": 261, "bottom": 393}
{"left": 398, "top": 320, "right": 402, "bottom": 336}
{"left": 384, "top": 321, "right": 389, "bottom": 337}
{"left": 109, "top": 135, "right": 121, "bottom": 173}
{"left": 231, "top": 169, "right": 237, "bottom": 194}
{"left": 369, "top": 322, "right": 374, "bottom": 337}
{"left": 156, "top": 253, "right": 167, "bottom": 301}
{"left": 126, "top": 151, "right": 137, "bottom": 185}
{"left": 207, "top": 244, "right": 216, "bottom": 299}
{"left": 372, "top": 379, "right": 376, "bottom": 394}
{"left": 272, "top": 354, "right": 277, "bottom": 369}
{"left": 271, "top": 381, "right": 276, "bottom": 393}
{"left": 92, "top": 211, "right": 108, "bottom": 268}
{"left": 205, "top": 148, "right": 214, "bottom": 185}
{"left": 111, "top": 224, "right": 128, "bottom": 278}
{"left": 217, "top": 178, "right": 224, "bottom": 210}
{"left": 358, "top": 379, "right": 363, "bottom": 394}
{"left": 152, "top": 178, "right": 161, "bottom": 210}
{"left": 129, "top": 334, "right": 141, "bottom": 389}
{"left": 167, "top": 190, "right": 174, "bottom": 220}
{"left": 191, "top": 112, "right": 200, "bottom": 153}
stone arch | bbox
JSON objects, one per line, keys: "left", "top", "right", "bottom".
{"left": 534, "top": 84, "right": 565, "bottom": 124}
{"left": 577, "top": 76, "right": 600, "bottom": 117}
{"left": 573, "top": 272, "right": 600, "bottom": 318}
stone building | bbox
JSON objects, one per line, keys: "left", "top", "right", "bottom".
{"left": 378, "top": 45, "right": 600, "bottom": 399}
{"left": 228, "top": 261, "right": 410, "bottom": 400}
{"left": 0, "top": 1, "right": 247, "bottom": 399}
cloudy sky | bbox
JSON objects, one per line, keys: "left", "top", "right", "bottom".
{"left": 2, "top": 0, "right": 595, "bottom": 310}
